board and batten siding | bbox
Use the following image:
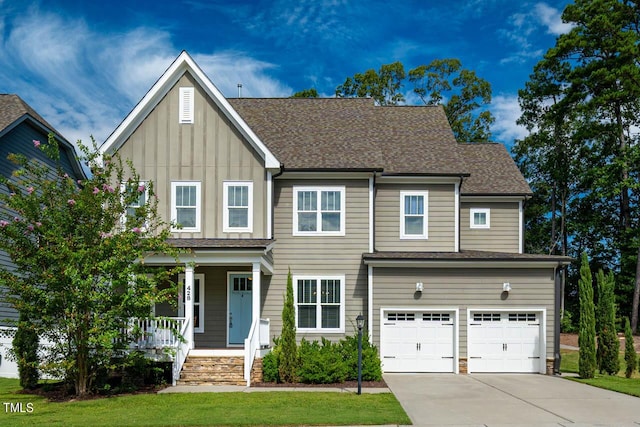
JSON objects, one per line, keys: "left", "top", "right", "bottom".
{"left": 375, "top": 184, "right": 455, "bottom": 252}
{"left": 115, "top": 72, "right": 268, "bottom": 239}
{"left": 460, "top": 202, "right": 520, "bottom": 253}
{"left": 371, "top": 267, "right": 556, "bottom": 360}
{"left": 265, "top": 179, "right": 370, "bottom": 342}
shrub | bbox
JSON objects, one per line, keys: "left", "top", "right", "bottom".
{"left": 595, "top": 270, "right": 619, "bottom": 375}
{"left": 12, "top": 313, "right": 39, "bottom": 390}
{"left": 262, "top": 351, "right": 280, "bottom": 383}
{"left": 278, "top": 269, "right": 298, "bottom": 383}
{"left": 578, "top": 252, "right": 596, "bottom": 379}
{"left": 297, "top": 338, "right": 348, "bottom": 384}
{"left": 339, "top": 332, "right": 382, "bottom": 381}
{"left": 560, "top": 310, "right": 577, "bottom": 333}
{"left": 624, "top": 317, "right": 637, "bottom": 378}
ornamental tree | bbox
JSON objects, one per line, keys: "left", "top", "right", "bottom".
{"left": 0, "top": 135, "right": 181, "bottom": 396}
{"left": 578, "top": 252, "right": 597, "bottom": 379}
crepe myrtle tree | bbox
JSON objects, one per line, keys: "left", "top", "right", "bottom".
{"left": 0, "top": 135, "right": 182, "bottom": 396}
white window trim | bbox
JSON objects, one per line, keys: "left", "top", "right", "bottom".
{"left": 178, "top": 273, "right": 205, "bottom": 333}
{"left": 120, "top": 180, "right": 149, "bottom": 229}
{"left": 293, "top": 275, "right": 345, "bottom": 333}
{"left": 171, "top": 181, "right": 201, "bottom": 232}
{"left": 293, "top": 186, "right": 346, "bottom": 236}
{"left": 223, "top": 181, "right": 253, "bottom": 233}
{"left": 179, "top": 87, "right": 194, "bottom": 124}
{"left": 400, "top": 191, "right": 428, "bottom": 239}
{"left": 470, "top": 208, "right": 491, "bottom": 229}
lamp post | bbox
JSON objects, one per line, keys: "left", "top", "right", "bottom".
{"left": 356, "top": 314, "right": 364, "bottom": 395}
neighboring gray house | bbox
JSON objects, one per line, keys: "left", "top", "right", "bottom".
{"left": 0, "top": 94, "right": 85, "bottom": 377}
{"left": 100, "top": 52, "right": 571, "bottom": 385}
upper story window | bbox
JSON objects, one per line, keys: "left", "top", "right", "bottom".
{"left": 122, "top": 181, "right": 148, "bottom": 228}
{"left": 400, "top": 191, "right": 428, "bottom": 239}
{"left": 223, "top": 181, "right": 253, "bottom": 233}
{"left": 171, "top": 181, "right": 201, "bottom": 232}
{"left": 470, "top": 208, "right": 490, "bottom": 229}
{"left": 179, "top": 87, "right": 194, "bottom": 124}
{"left": 294, "top": 275, "right": 345, "bottom": 333}
{"left": 293, "top": 186, "right": 345, "bottom": 236}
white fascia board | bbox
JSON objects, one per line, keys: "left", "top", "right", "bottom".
{"left": 461, "top": 195, "right": 526, "bottom": 203}
{"left": 363, "top": 259, "right": 568, "bottom": 269}
{"left": 376, "top": 175, "right": 462, "bottom": 185}
{"left": 100, "top": 52, "right": 280, "bottom": 169}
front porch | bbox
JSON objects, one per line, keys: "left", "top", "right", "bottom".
{"left": 137, "top": 238, "right": 275, "bottom": 386}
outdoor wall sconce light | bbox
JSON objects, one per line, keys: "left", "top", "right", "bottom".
{"left": 416, "top": 282, "right": 424, "bottom": 292}
{"left": 503, "top": 282, "right": 512, "bottom": 292}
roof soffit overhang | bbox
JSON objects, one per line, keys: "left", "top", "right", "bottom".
{"left": 376, "top": 174, "right": 468, "bottom": 185}
{"left": 363, "top": 259, "right": 569, "bottom": 269}
{"left": 99, "top": 51, "right": 280, "bottom": 169}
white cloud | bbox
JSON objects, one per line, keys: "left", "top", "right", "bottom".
{"left": 534, "top": 3, "right": 573, "bottom": 35}
{"left": 491, "top": 95, "right": 528, "bottom": 145}
{"left": 0, "top": 6, "right": 291, "bottom": 145}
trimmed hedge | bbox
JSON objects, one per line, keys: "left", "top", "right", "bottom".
{"left": 263, "top": 332, "right": 382, "bottom": 384}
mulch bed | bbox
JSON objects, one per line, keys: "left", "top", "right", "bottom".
{"left": 18, "top": 382, "right": 169, "bottom": 403}
{"left": 254, "top": 379, "right": 388, "bottom": 388}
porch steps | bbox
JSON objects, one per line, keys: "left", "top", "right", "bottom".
{"left": 177, "top": 356, "right": 246, "bottom": 386}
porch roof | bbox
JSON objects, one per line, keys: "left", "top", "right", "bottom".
{"left": 167, "top": 238, "right": 275, "bottom": 250}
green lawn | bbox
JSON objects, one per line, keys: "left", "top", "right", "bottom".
{"left": 0, "top": 378, "right": 411, "bottom": 426}
{"left": 560, "top": 349, "right": 640, "bottom": 397}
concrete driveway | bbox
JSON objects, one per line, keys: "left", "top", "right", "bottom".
{"left": 384, "top": 373, "right": 640, "bottom": 427}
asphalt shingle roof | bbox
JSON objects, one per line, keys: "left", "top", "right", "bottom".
{"left": 0, "top": 94, "right": 57, "bottom": 135}
{"left": 228, "top": 98, "right": 529, "bottom": 194}
{"left": 363, "top": 250, "right": 573, "bottom": 263}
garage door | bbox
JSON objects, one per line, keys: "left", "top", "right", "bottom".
{"left": 381, "top": 310, "right": 455, "bottom": 372}
{"left": 468, "top": 311, "right": 542, "bottom": 373}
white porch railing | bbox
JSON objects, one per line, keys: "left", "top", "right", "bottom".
{"left": 126, "top": 317, "right": 190, "bottom": 386}
{"left": 172, "top": 317, "right": 190, "bottom": 386}
{"left": 244, "top": 318, "right": 270, "bottom": 386}
{"left": 129, "top": 317, "right": 186, "bottom": 350}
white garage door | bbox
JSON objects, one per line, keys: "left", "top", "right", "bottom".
{"left": 381, "top": 310, "right": 455, "bottom": 373}
{"left": 468, "top": 311, "right": 542, "bottom": 373}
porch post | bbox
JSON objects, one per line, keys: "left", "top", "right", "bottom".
{"left": 184, "top": 265, "right": 195, "bottom": 349}
{"left": 252, "top": 262, "right": 261, "bottom": 325}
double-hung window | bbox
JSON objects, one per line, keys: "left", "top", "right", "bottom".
{"left": 400, "top": 191, "right": 428, "bottom": 239}
{"left": 171, "top": 181, "right": 201, "bottom": 232}
{"left": 121, "top": 181, "right": 148, "bottom": 228}
{"left": 223, "top": 181, "right": 253, "bottom": 232}
{"left": 293, "top": 186, "right": 345, "bottom": 236}
{"left": 470, "top": 208, "right": 490, "bottom": 229}
{"left": 294, "top": 275, "right": 345, "bottom": 332}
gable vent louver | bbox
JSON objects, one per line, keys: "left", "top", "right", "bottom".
{"left": 179, "top": 87, "right": 195, "bottom": 124}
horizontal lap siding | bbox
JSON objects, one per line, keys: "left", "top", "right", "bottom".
{"left": 267, "top": 179, "right": 369, "bottom": 341}
{"left": 116, "top": 73, "right": 268, "bottom": 239}
{"left": 375, "top": 184, "right": 455, "bottom": 251}
{"left": 460, "top": 202, "right": 519, "bottom": 253}
{"left": 372, "top": 268, "right": 555, "bottom": 359}
{"left": 0, "top": 123, "right": 83, "bottom": 326}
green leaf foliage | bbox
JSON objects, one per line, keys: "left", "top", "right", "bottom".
{"left": 12, "top": 312, "right": 39, "bottom": 389}
{"left": 596, "top": 270, "right": 620, "bottom": 375}
{"left": 0, "top": 135, "right": 182, "bottom": 396}
{"left": 297, "top": 338, "right": 349, "bottom": 384}
{"left": 578, "top": 252, "right": 597, "bottom": 378}
{"left": 335, "top": 59, "right": 494, "bottom": 142}
{"left": 278, "top": 268, "right": 298, "bottom": 383}
{"left": 623, "top": 317, "right": 637, "bottom": 378}
{"left": 290, "top": 88, "right": 319, "bottom": 98}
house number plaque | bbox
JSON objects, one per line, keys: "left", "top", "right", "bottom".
{"left": 185, "top": 284, "right": 192, "bottom": 302}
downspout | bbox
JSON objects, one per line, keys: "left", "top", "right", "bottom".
{"left": 554, "top": 264, "right": 563, "bottom": 375}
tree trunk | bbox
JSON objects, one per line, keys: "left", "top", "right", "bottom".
{"left": 631, "top": 245, "right": 640, "bottom": 333}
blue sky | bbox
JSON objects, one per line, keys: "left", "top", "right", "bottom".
{"left": 0, "top": 0, "right": 573, "bottom": 148}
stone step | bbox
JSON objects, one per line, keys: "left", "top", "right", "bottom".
{"left": 178, "top": 355, "right": 246, "bottom": 386}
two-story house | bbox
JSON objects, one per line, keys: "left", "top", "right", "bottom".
{"left": 99, "top": 52, "right": 571, "bottom": 385}
{"left": 0, "top": 94, "right": 86, "bottom": 378}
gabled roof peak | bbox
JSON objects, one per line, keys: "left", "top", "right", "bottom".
{"left": 100, "top": 51, "right": 280, "bottom": 169}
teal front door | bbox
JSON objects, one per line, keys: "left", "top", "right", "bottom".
{"left": 228, "top": 273, "right": 253, "bottom": 345}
